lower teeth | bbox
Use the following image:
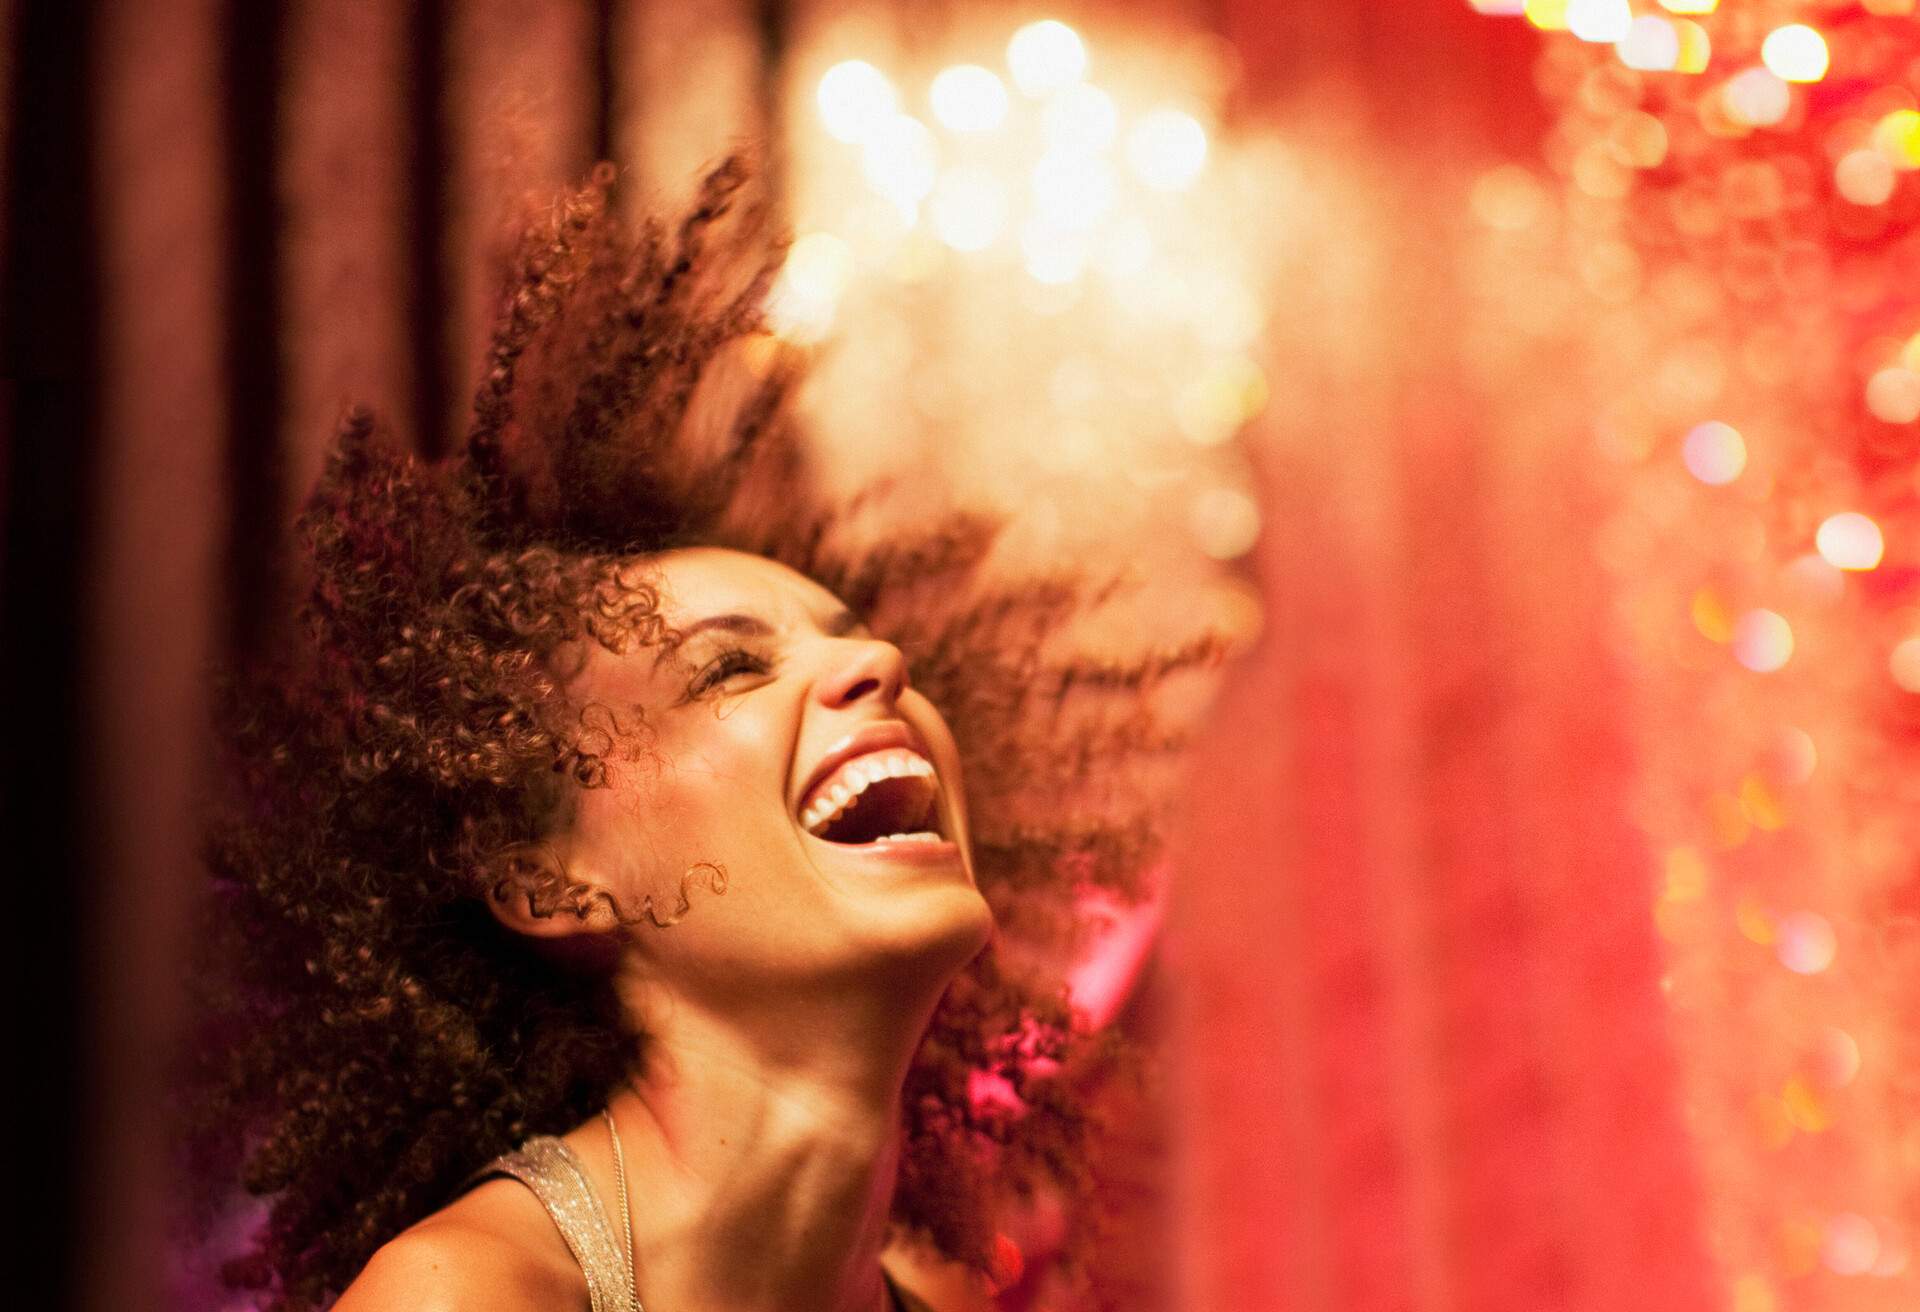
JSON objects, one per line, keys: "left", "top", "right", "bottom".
{"left": 872, "top": 832, "right": 942, "bottom": 844}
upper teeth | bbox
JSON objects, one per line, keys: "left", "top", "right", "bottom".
{"left": 801, "top": 749, "right": 937, "bottom": 835}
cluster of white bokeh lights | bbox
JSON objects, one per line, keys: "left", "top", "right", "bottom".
{"left": 771, "top": 15, "right": 1277, "bottom": 569}
{"left": 801, "top": 20, "right": 1209, "bottom": 294}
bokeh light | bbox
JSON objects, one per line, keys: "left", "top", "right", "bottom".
{"left": 817, "top": 60, "right": 898, "bottom": 145}
{"left": 1810, "top": 1026, "right": 1862, "bottom": 1088}
{"left": 1760, "top": 24, "right": 1830, "bottom": 84}
{"left": 1866, "top": 367, "right": 1920, "bottom": 423}
{"left": 1722, "top": 68, "right": 1793, "bottom": 128}
{"left": 1682, "top": 419, "right": 1746, "bottom": 484}
{"left": 1732, "top": 609, "right": 1793, "bottom": 671}
{"left": 766, "top": 232, "right": 852, "bottom": 343}
{"left": 1874, "top": 109, "right": 1920, "bottom": 168}
{"left": 1568, "top": 0, "right": 1632, "bottom": 44}
{"left": 1617, "top": 17, "right": 1681, "bottom": 72}
{"left": 929, "top": 165, "right": 1009, "bottom": 252}
{"left": 1127, "top": 108, "right": 1209, "bottom": 191}
{"left": 1658, "top": 0, "right": 1717, "bottom": 11}
{"left": 861, "top": 114, "right": 939, "bottom": 211}
{"left": 1007, "top": 19, "right": 1088, "bottom": 97}
{"left": 1096, "top": 215, "right": 1155, "bottom": 279}
{"left": 1823, "top": 1214, "right": 1881, "bottom": 1276}
{"left": 1019, "top": 218, "right": 1089, "bottom": 284}
{"left": 1672, "top": 20, "right": 1712, "bottom": 73}
{"left": 1031, "top": 151, "right": 1117, "bottom": 230}
{"left": 1889, "top": 637, "right": 1920, "bottom": 692}
{"left": 1042, "top": 83, "right": 1119, "bottom": 153}
{"left": 1775, "top": 910, "right": 1837, "bottom": 974}
{"left": 1769, "top": 726, "right": 1818, "bottom": 784}
{"left": 930, "top": 64, "right": 1010, "bottom": 133}
{"left": 1525, "top": 0, "right": 1572, "bottom": 32}
{"left": 1835, "top": 149, "right": 1897, "bottom": 206}
{"left": 1814, "top": 512, "right": 1884, "bottom": 571}
{"left": 1190, "top": 486, "right": 1262, "bottom": 559}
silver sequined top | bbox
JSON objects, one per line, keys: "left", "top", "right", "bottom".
{"left": 472, "top": 1135, "right": 637, "bottom": 1312}
{"left": 473, "top": 1134, "right": 926, "bottom": 1312}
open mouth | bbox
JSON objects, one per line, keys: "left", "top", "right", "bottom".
{"left": 798, "top": 748, "right": 949, "bottom": 846}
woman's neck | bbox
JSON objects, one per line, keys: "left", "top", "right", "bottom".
{"left": 588, "top": 977, "right": 932, "bottom": 1312}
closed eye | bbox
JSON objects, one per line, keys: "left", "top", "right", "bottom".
{"left": 688, "top": 646, "right": 771, "bottom": 696}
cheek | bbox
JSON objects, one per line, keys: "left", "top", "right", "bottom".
{"left": 645, "top": 702, "right": 796, "bottom": 841}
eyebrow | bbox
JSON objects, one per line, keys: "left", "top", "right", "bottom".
{"left": 672, "top": 607, "right": 864, "bottom": 646}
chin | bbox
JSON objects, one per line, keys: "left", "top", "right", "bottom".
{"left": 854, "top": 882, "right": 995, "bottom": 988}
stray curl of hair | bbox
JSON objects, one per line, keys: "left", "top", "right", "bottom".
{"left": 184, "top": 157, "right": 1228, "bottom": 1311}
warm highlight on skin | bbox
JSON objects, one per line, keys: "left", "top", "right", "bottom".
{"left": 183, "top": 159, "right": 1223, "bottom": 1311}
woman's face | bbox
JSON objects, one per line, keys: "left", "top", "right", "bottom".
{"left": 552, "top": 546, "right": 993, "bottom": 1005}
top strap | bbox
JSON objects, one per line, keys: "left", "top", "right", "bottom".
{"left": 470, "top": 1135, "right": 637, "bottom": 1312}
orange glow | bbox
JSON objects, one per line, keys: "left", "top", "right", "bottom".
{"left": 1658, "top": 0, "right": 1716, "bottom": 11}
{"left": 1665, "top": 846, "right": 1708, "bottom": 900}
{"left": 1692, "top": 587, "right": 1734, "bottom": 642}
{"left": 1737, "top": 896, "right": 1776, "bottom": 946}
{"left": 1739, "top": 774, "right": 1785, "bottom": 831}
{"left": 1781, "top": 1074, "right": 1831, "bottom": 1129}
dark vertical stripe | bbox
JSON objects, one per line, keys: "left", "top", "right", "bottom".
{"left": 591, "top": 0, "right": 616, "bottom": 167}
{"left": 407, "top": 0, "right": 450, "bottom": 460}
{"left": 751, "top": 0, "right": 788, "bottom": 194}
{"left": 2, "top": 3, "right": 97, "bottom": 1307}
{"left": 222, "top": 0, "right": 284, "bottom": 658}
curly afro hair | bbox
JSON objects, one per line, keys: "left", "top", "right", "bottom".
{"left": 182, "top": 157, "right": 1225, "bottom": 1311}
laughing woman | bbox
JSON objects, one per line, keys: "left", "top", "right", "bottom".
{"left": 185, "top": 161, "right": 1220, "bottom": 1312}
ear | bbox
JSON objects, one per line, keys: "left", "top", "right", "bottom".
{"left": 480, "top": 843, "right": 624, "bottom": 940}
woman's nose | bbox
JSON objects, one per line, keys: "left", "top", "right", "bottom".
{"left": 815, "top": 637, "right": 910, "bottom": 709}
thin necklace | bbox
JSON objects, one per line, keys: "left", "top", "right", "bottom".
{"left": 601, "top": 1106, "right": 643, "bottom": 1312}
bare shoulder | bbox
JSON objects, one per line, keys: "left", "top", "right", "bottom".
{"left": 333, "top": 1178, "right": 587, "bottom": 1312}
